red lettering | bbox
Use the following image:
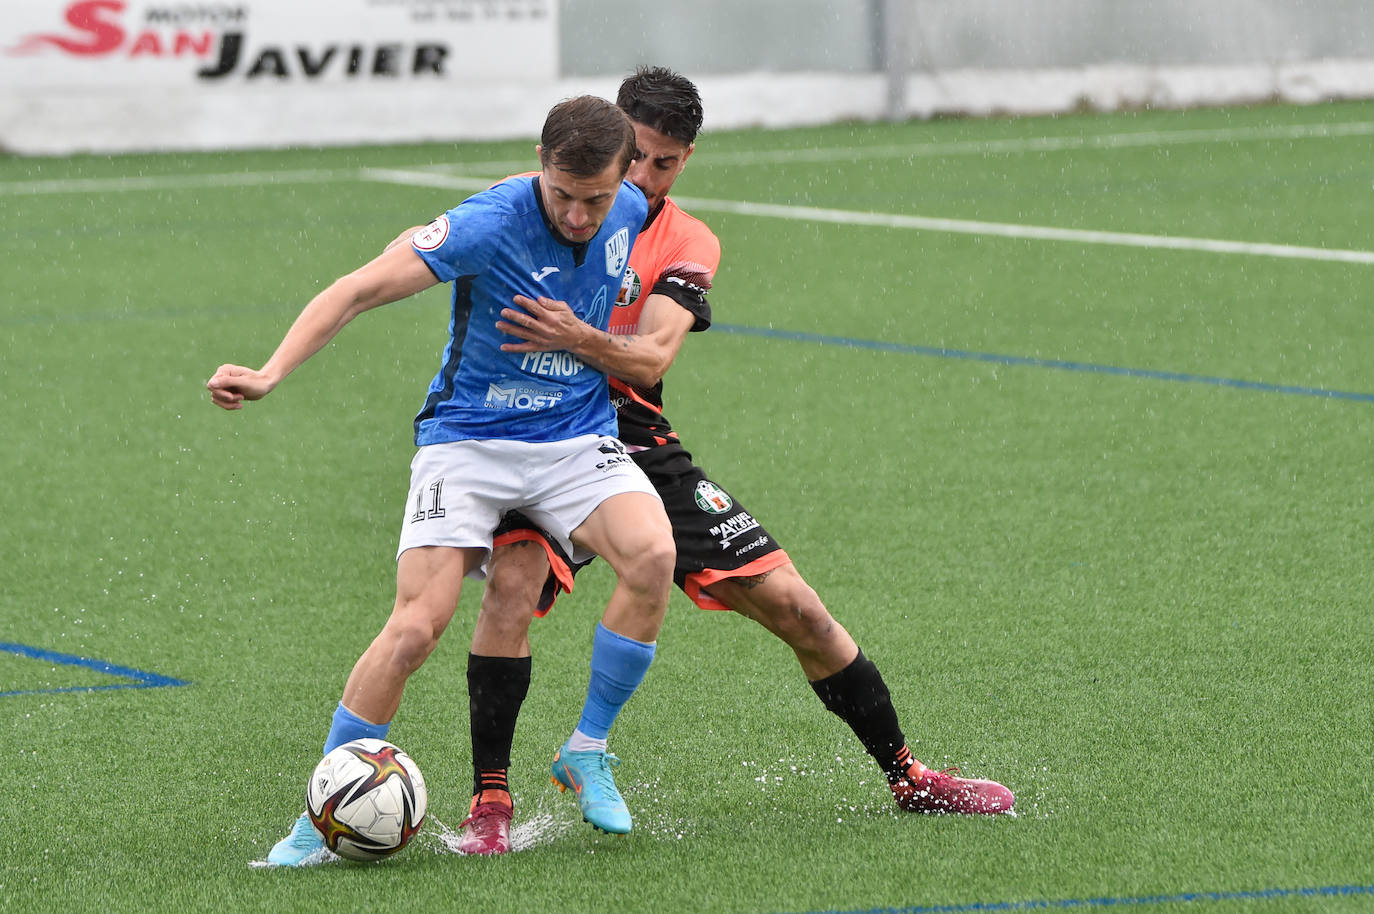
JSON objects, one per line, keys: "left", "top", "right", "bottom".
{"left": 127, "top": 30, "right": 163, "bottom": 57}
{"left": 173, "top": 32, "right": 214, "bottom": 57}
{"left": 9, "top": 1, "right": 126, "bottom": 56}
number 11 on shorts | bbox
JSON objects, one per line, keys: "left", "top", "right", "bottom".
{"left": 411, "top": 479, "right": 446, "bottom": 523}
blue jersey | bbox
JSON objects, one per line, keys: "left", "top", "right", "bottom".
{"left": 410, "top": 175, "right": 647, "bottom": 445}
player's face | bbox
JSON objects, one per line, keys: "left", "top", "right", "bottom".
{"left": 626, "top": 121, "right": 693, "bottom": 213}
{"left": 538, "top": 155, "right": 627, "bottom": 244}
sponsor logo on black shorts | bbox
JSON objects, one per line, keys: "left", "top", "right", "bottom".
{"left": 710, "top": 512, "right": 760, "bottom": 549}
{"left": 734, "top": 535, "right": 769, "bottom": 557}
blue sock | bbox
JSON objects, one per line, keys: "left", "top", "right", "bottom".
{"left": 575, "top": 623, "right": 656, "bottom": 740}
{"left": 323, "top": 702, "right": 390, "bottom": 755}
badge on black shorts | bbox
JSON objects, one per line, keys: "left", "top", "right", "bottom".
{"left": 694, "top": 480, "right": 733, "bottom": 514}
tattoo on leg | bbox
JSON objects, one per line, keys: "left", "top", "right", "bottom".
{"left": 734, "top": 571, "right": 774, "bottom": 591}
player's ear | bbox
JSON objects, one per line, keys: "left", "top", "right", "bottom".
{"left": 682, "top": 143, "right": 695, "bottom": 166}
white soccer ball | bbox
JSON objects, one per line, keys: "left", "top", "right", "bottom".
{"left": 306, "top": 738, "right": 427, "bottom": 861}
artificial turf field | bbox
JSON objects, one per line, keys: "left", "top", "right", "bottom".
{"left": 2, "top": 99, "right": 1372, "bottom": 914}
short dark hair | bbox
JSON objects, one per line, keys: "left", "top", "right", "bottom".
{"left": 539, "top": 95, "right": 637, "bottom": 178}
{"left": 617, "top": 66, "right": 703, "bottom": 145}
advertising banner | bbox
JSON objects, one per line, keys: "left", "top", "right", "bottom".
{"left": 1, "top": 0, "right": 560, "bottom": 153}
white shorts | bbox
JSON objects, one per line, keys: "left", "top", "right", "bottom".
{"left": 395, "top": 434, "right": 659, "bottom": 578}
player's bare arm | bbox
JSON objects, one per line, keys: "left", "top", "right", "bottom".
{"left": 207, "top": 243, "right": 437, "bottom": 410}
{"left": 384, "top": 225, "right": 427, "bottom": 253}
{"left": 498, "top": 292, "right": 695, "bottom": 388}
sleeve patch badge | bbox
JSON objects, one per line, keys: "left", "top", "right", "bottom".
{"left": 411, "top": 215, "right": 450, "bottom": 252}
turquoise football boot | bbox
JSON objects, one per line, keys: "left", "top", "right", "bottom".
{"left": 550, "top": 743, "right": 632, "bottom": 835}
{"left": 266, "top": 812, "right": 332, "bottom": 866}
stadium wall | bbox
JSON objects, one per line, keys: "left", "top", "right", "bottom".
{"left": 3, "top": 0, "right": 1373, "bottom": 156}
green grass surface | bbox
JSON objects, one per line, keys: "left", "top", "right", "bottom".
{"left": 2, "top": 101, "right": 1373, "bottom": 913}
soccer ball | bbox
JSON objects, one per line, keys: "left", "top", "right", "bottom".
{"left": 306, "top": 738, "right": 427, "bottom": 861}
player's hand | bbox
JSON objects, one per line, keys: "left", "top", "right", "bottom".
{"left": 206, "top": 364, "right": 275, "bottom": 410}
{"left": 498, "top": 295, "right": 588, "bottom": 352}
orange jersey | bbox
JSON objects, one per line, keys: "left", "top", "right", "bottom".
{"left": 610, "top": 197, "right": 720, "bottom": 451}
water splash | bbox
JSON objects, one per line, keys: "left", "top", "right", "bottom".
{"left": 424, "top": 805, "right": 575, "bottom": 856}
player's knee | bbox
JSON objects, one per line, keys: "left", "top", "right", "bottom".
{"left": 761, "top": 584, "right": 834, "bottom": 645}
{"left": 480, "top": 542, "right": 544, "bottom": 609}
{"left": 483, "top": 555, "right": 543, "bottom": 613}
{"left": 381, "top": 613, "right": 445, "bottom": 674}
{"left": 619, "top": 532, "right": 675, "bottom": 596}
{"left": 477, "top": 584, "right": 537, "bottom": 644}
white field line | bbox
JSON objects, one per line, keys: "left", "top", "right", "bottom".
{"left": 429, "top": 119, "right": 1374, "bottom": 173}
{"left": 0, "top": 165, "right": 492, "bottom": 197}
{"left": 699, "top": 119, "right": 1374, "bottom": 166}
{"left": 6, "top": 118, "right": 1369, "bottom": 198}
{"left": 672, "top": 195, "right": 1374, "bottom": 265}
{"left": 357, "top": 168, "right": 494, "bottom": 193}
{"left": 0, "top": 168, "right": 356, "bottom": 195}
{"left": 3, "top": 156, "right": 1370, "bottom": 266}
{"left": 359, "top": 168, "right": 1374, "bottom": 266}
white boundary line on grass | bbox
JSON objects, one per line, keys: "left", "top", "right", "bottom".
{"left": 362, "top": 168, "right": 1374, "bottom": 266}
{"left": 4, "top": 117, "right": 1373, "bottom": 198}
{"left": 671, "top": 195, "right": 1374, "bottom": 265}
{"left": 0, "top": 168, "right": 355, "bottom": 196}
{"left": 393, "top": 119, "right": 1374, "bottom": 173}
{"left": 4, "top": 152, "right": 1372, "bottom": 265}
{"left": 700, "top": 119, "right": 1374, "bottom": 166}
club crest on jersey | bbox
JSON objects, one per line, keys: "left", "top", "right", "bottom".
{"left": 694, "top": 480, "right": 733, "bottom": 514}
{"left": 604, "top": 226, "right": 630, "bottom": 278}
{"left": 616, "top": 266, "right": 642, "bottom": 307}
{"left": 412, "top": 215, "right": 450, "bottom": 251}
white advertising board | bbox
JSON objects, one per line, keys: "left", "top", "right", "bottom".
{"left": 1, "top": 0, "right": 559, "bottom": 153}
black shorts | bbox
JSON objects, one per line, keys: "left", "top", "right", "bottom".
{"left": 492, "top": 444, "right": 790, "bottom": 613}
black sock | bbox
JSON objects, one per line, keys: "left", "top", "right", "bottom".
{"left": 809, "top": 650, "right": 912, "bottom": 782}
{"left": 473, "top": 767, "right": 510, "bottom": 805}
{"left": 467, "top": 653, "right": 531, "bottom": 797}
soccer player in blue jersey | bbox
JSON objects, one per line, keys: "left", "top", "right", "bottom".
{"left": 450, "top": 68, "right": 1015, "bottom": 856}
{"left": 206, "top": 96, "right": 675, "bottom": 866}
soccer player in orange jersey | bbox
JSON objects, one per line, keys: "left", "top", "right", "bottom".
{"left": 456, "top": 68, "right": 1015, "bottom": 854}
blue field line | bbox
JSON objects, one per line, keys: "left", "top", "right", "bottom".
{"left": 715, "top": 324, "right": 1374, "bottom": 404}
{"left": 801, "top": 883, "right": 1374, "bottom": 914}
{"left": 0, "top": 642, "right": 190, "bottom": 697}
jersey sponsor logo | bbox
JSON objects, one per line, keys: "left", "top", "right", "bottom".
{"left": 710, "top": 512, "right": 761, "bottom": 549}
{"left": 694, "top": 480, "right": 733, "bottom": 514}
{"left": 411, "top": 215, "right": 449, "bottom": 251}
{"left": 531, "top": 265, "right": 559, "bottom": 281}
{"left": 484, "top": 380, "right": 563, "bottom": 411}
{"left": 733, "top": 535, "right": 769, "bottom": 557}
{"left": 604, "top": 226, "right": 630, "bottom": 278}
{"left": 615, "top": 266, "right": 641, "bottom": 308}
{"left": 519, "top": 350, "right": 585, "bottom": 378}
